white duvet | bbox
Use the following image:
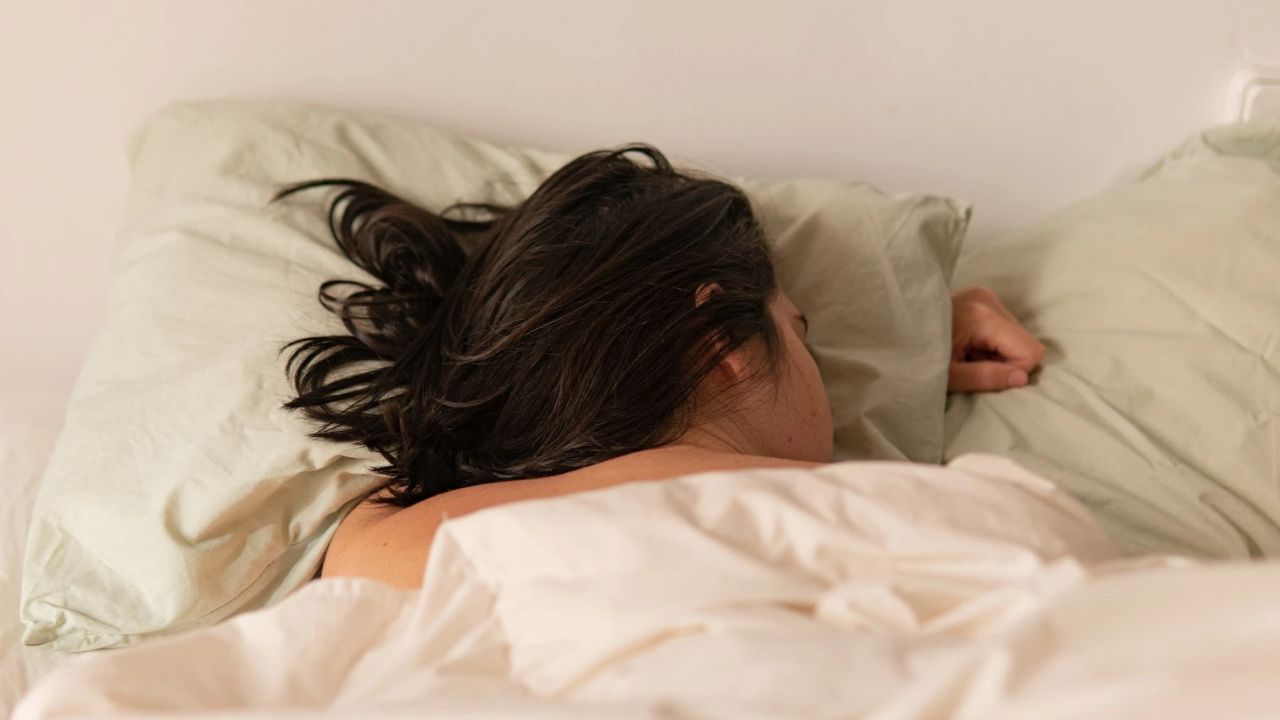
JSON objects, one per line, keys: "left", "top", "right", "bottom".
{"left": 17, "top": 454, "right": 1280, "bottom": 719}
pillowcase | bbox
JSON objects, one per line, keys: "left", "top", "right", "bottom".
{"left": 22, "top": 99, "right": 968, "bottom": 651}
{"left": 945, "top": 121, "right": 1280, "bottom": 559}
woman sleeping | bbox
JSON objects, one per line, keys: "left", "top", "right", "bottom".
{"left": 274, "top": 145, "right": 1045, "bottom": 589}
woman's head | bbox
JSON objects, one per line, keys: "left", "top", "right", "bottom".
{"left": 277, "top": 145, "right": 832, "bottom": 506}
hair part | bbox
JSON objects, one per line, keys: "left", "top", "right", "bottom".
{"left": 275, "top": 144, "right": 782, "bottom": 507}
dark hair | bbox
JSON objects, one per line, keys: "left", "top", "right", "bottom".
{"left": 275, "top": 144, "right": 782, "bottom": 507}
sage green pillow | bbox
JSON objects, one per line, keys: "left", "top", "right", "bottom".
{"left": 22, "top": 99, "right": 968, "bottom": 651}
{"left": 946, "top": 122, "right": 1280, "bottom": 558}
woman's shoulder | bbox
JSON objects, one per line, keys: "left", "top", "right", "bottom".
{"left": 321, "top": 447, "right": 825, "bottom": 588}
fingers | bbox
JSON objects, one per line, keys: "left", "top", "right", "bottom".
{"left": 949, "top": 361, "right": 1029, "bottom": 393}
{"left": 949, "top": 286, "right": 1047, "bottom": 393}
{"left": 951, "top": 286, "right": 1046, "bottom": 373}
{"left": 969, "top": 312, "right": 1046, "bottom": 373}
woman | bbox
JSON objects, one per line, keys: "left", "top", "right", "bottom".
{"left": 277, "top": 145, "right": 1045, "bottom": 589}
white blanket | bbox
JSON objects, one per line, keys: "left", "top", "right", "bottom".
{"left": 17, "top": 454, "right": 1280, "bottom": 719}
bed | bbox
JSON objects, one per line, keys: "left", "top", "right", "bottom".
{"left": 5, "top": 3, "right": 1280, "bottom": 718}
{"left": 13, "top": 457, "right": 1280, "bottom": 719}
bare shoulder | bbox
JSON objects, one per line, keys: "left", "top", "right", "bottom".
{"left": 322, "top": 481, "right": 529, "bottom": 589}
{"left": 320, "top": 495, "right": 411, "bottom": 587}
{"left": 320, "top": 475, "right": 589, "bottom": 589}
{"left": 320, "top": 449, "right": 827, "bottom": 589}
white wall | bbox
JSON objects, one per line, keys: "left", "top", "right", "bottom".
{"left": 1, "top": 0, "right": 1275, "bottom": 412}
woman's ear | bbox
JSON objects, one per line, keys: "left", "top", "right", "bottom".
{"left": 714, "top": 344, "right": 752, "bottom": 384}
{"left": 694, "top": 282, "right": 751, "bottom": 383}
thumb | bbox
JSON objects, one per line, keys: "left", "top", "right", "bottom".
{"left": 949, "top": 361, "right": 1029, "bottom": 393}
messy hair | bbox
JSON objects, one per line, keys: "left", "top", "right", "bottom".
{"left": 275, "top": 144, "right": 782, "bottom": 507}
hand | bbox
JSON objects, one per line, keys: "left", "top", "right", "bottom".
{"left": 948, "top": 286, "right": 1046, "bottom": 393}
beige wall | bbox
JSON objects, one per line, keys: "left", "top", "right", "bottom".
{"left": 2, "top": 0, "right": 1275, "bottom": 411}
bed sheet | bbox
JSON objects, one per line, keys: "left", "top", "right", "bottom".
{"left": 1, "top": 390, "right": 69, "bottom": 717}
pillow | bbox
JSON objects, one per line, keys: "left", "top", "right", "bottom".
{"left": 945, "top": 121, "right": 1280, "bottom": 559}
{"left": 22, "top": 99, "right": 968, "bottom": 651}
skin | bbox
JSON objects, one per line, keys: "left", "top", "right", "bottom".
{"left": 321, "top": 285, "right": 1043, "bottom": 589}
{"left": 948, "top": 286, "right": 1046, "bottom": 391}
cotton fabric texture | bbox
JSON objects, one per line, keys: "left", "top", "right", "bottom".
{"left": 23, "top": 454, "right": 1200, "bottom": 720}
{"left": 21, "top": 100, "right": 967, "bottom": 651}
{"left": 946, "top": 121, "right": 1280, "bottom": 558}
